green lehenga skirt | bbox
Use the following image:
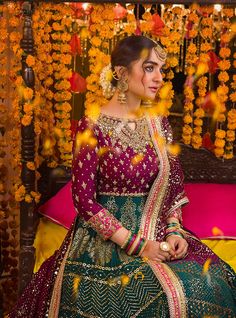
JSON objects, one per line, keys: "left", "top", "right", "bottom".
{"left": 58, "top": 195, "right": 236, "bottom": 318}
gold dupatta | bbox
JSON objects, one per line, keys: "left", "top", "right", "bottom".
{"left": 140, "top": 114, "right": 188, "bottom": 318}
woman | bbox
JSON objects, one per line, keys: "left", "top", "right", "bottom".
{"left": 9, "top": 36, "right": 236, "bottom": 318}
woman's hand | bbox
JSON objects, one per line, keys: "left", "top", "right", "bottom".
{"left": 141, "top": 240, "right": 175, "bottom": 262}
{"left": 166, "top": 235, "right": 188, "bottom": 260}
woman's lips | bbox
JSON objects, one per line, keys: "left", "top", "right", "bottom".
{"left": 149, "top": 87, "right": 158, "bottom": 93}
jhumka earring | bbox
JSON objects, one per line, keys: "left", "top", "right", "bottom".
{"left": 117, "top": 77, "right": 128, "bottom": 104}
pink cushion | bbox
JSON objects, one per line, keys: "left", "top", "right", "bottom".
{"left": 38, "top": 181, "right": 76, "bottom": 229}
{"left": 182, "top": 183, "right": 236, "bottom": 239}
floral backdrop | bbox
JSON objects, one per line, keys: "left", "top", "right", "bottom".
{"left": 0, "top": 1, "right": 235, "bottom": 314}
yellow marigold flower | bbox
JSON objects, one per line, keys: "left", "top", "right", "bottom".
{"left": 26, "top": 55, "right": 35, "bottom": 67}
{"left": 183, "top": 114, "right": 193, "bottom": 124}
{"left": 215, "top": 129, "right": 226, "bottom": 139}
{"left": 218, "top": 60, "right": 231, "bottom": 71}
{"left": 224, "top": 153, "right": 233, "bottom": 159}
{"left": 214, "top": 138, "right": 225, "bottom": 148}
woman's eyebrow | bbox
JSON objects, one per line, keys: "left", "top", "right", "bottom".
{"left": 143, "top": 60, "right": 159, "bottom": 66}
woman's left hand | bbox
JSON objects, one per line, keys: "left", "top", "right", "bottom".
{"left": 166, "top": 235, "right": 188, "bottom": 260}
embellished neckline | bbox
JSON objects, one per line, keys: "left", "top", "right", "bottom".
{"left": 99, "top": 112, "right": 146, "bottom": 122}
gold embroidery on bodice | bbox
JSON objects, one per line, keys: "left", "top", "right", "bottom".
{"left": 97, "top": 113, "right": 151, "bottom": 154}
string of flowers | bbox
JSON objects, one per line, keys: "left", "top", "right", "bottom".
{"left": 32, "top": 3, "right": 58, "bottom": 169}
{"left": 85, "top": 4, "right": 115, "bottom": 120}
{"left": 214, "top": 8, "right": 233, "bottom": 158}
{"left": 0, "top": 2, "right": 22, "bottom": 312}
{"left": 50, "top": 3, "right": 73, "bottom": 167}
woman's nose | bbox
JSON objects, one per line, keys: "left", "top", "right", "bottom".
{"left": 153, "top": 69, "right": 163, "bottom": 82}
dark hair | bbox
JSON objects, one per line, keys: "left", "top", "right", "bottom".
{"left": 111, "top": 35, "right": 157, "bottom": 86}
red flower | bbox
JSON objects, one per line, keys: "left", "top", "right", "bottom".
{"left": 70, "top": 34, "right": 82, "bottom": 56}
{"left": 151, "top": 13, "right": 165, "bottom": 36}
{"left": 207, "top": 51, "right": 220, "bottom": 74}
{"left": 70, "top": 3, "right": 84, "bottom": 19}
{"left": 70, "top": 119, "right": 79, "bottom": 140}
{"left": 135, "top": 20, "right": 142, "bottom": 35}
{"left": 113, "top": 4, "right": 127, "bottom": 20}
{"left": 69, "top": 72, "right": 87, "bottom": 93}
{"left": 202, "top": 132, "right": 215, "bottom": 151}
{"left": 185, "top": 21, "right": 193, "bottom": 39}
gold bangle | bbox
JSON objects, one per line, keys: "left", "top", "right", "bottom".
{"left": 121, "top": 230, "right": 131, "bottom": 249}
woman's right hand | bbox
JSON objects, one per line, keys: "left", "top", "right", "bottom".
{"left": 140, "top": 240, "right": 175, "bottom": 262}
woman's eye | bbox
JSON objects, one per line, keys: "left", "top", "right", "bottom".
{"left": 145, "top": 65, "right": 154, "bottom": 72}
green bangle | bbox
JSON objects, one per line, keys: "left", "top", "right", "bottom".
{"left": 165, "top": 231, "right": 184, "bottom": 239}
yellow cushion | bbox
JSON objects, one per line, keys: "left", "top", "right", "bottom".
{"left": 33, "top": 218, "right": 236, "bottom": 273}
{"left": 33, "top": 217, "right": 67, "bottom": 272}
{"left": 202, "top": 239, "right": 236, "bottom": 272}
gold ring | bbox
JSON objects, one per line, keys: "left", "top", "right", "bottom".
{"left": 160, "top": 241, "right": 170, "bottom": 252}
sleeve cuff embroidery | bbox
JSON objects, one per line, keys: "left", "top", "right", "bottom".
{"left": 87, "top": 208, "right": 122, "bottom": 240}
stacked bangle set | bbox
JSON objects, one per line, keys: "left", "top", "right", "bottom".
{"left": 121, "top": 231, "right": 148, "bottom": 256}
{"left": 165, "top": 222, "right": 185, "bottom": 239}
{"left": 121, "top": 222, "right": 185, "bottom": 257}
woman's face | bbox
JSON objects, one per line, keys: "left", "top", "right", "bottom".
{"left": 126, "top": 48, "right": 164, "bottom": 101}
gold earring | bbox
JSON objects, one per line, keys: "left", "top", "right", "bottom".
{"left": 117, "top": 77, "right": 128, "bottom": 104}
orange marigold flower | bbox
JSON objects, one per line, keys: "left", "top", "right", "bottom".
{"left": 214, "top": 138, "right": 225, "bottom": 148}
{"left": 26, "top": 55, "right": 35, "bottom": 67}
{"left": 226, "top": 130, "right": 235, "bottom": 142}
{"left": 23, "top": 87, "right": 34, "bottom": 100}
{"left": 215, "top": 129, "right": 226, "bottom": 139}
{"left": 183, "top": 125, "right": 193, "bottom": 135}
{"left": 183, "top": 114, "right": 193, "bottom": 124}
{"left": 218, "top": 71, "right": 229, "bottom": 83}
{"left": 21, "top": 114, "right": 32, "bottom": 126}
{"left": 214, "top": 147, "right": 224, "bottom": 157}
{"left": 219, "top": 47, "right": 231, "bottom": 58}
{"left": 230, "top": 92, "right": 236, "bottom": 103}
{"left": 194, "top": 118, "right": 203, "bottom": 126}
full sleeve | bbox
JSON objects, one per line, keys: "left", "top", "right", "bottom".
{"left": 72, "top": 117, "right": 122, "bottom": 240}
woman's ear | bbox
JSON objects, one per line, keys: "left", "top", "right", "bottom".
{"left": 114, "top": 66, "right": 128, "bottom": 80}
